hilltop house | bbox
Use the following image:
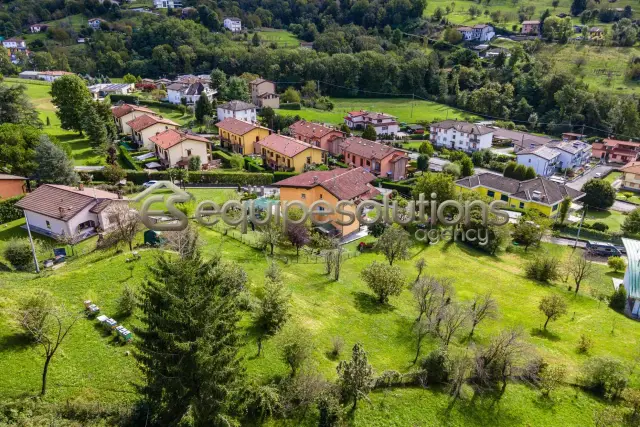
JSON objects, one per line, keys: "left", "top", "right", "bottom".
{"left": 126, "top": 114, "right": 179, "bottom": 150}
{"left": 456, "top": 173, "right": 585, "bottom": 217}
{"left": 338, "top": 137, "right": 409, "bottom": 181}
{"left": 429, "top": 120, "right": 494, "bottom": 152}
{"left": 223, "top": 17, "right": 242, "bottom": 32}
{"left": 29, "top": 24, "right": 48, "bottom": 33}
{"left": 15, "top": 184, "right": 128, "bottom": 241}
{"left": 0, "top": 174, "right": 27, "bottom": 199}
{"left": 289, "top": 120, "right": 344, "bottom": 155}
{"left": 521, "top": 20, "right": 540, "bottom": 35}
{"left": 153, "top": 0, "right": 182, "bottom": 8}
{"left": 516, "top": 140, "right": 591, "bottom": 176}
{"left": 255, "top": 134, "right": 326, "bottom": 172}
{"left": 216, "top": 117, "right": 271, "bottom": 154}
{"left": 112, "top": 103, "right": 157, "bottom": 134}
{"left": 619, "top": 161, "right": 640, "bottom": 191}
{"left": 591, "top": 138, "right": 640, "bottom": 164}
{"left": 2, "top": 38, "right": 26, "bottom": 50}
{"left": 149, "top": 129, "right": 210, "bottom": 169}
{"left": 217, "top": 100, "right": 257, "bottom": 123}
{"left": 250, "top": 78, "right": 280, "bottom": 109}
{"left": 88, "top": 18, "right": 105, "bottom": 30}
{"left": 166, "top": 81, "right": 216, "bottom": 105}
{"left": 344, "top": 110, "right": 399, "bottom": 136}
{"left": 457, "top": 24, "right": 495, "bottom": 41}
{"left": 275, "top": 168, "right": 380, "bottom": 237}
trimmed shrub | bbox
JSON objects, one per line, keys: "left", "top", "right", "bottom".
{"left": 420, "top": 348, "right": 449, "bottom": 385}
{"left": 591, "top": 221, "right": 609, "bottom": 232}
{"left": 4, "top": 239, "right": 34, "bottom": 270}
{"left": 582, "top": 356, "right": 629, "bottom": 399}
{"left": 377, "top": 181, "right": 413, "bottom": 196}
{"left": 0, "top": 195, "right": 25, "bottom": 224}
{"left": 211, "top": 150, "right": 233, "bottom": 167}
{"left": 274, "top": 172, "right": 298, "bottom": 182}
{"left": 525, "top": 255, "right": 560, "bottom": 282}
{"left": 118, "top": 145, "right": 142, "bottom": 171}
{"left": 280, "top": 102, "right": 301, "bottom": 110}
{"left": 609, "top": 284, "right": 627, "bottom": 312}
{"left": 108, "top": 94, "right": 138, "bottom": 104}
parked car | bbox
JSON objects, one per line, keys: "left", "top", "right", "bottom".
{"left": 586, "top": 241, "right": 622, "bottom": 257}
{"left": 594, "top": 172, "right": 602, "bottom": 178}
{"left": 142, "top": 180, "right": 158, "bottom": 188}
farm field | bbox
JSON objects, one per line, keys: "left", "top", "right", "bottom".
{"left": 276, "top": 97, "right": 479, "bottom": 126}
{"left": 5, "top": 78, "right": 193, "bottom": 166}
{"left": 0, "top": 187, "right": 636, "bottom": 425}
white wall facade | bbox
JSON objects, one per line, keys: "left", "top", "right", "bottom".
{"left": 25, "top": 211, "right": 71, "bottom": 237}
{"left": 429, "top": 126, "right": 493, "bottom": 152}
{"left": 516, "top": 153, "right": 558, "bottom": 176}
{"left": 216, "top": 107, "right": 257, "bottom": 122}
{"left": 223, "top": 19, "right": 242, "bottom": 32}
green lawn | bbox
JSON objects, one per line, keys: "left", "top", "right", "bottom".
{"left": 1, "top": 181, "right": 638, "bottom": 425}
{"left": 276, "top": 97, "right": 479, "bottom": 126}
{"left": 584, "top": 208, "right": 627, "bottom": 232}
{"left": 604, "top": 171, "right": 622, "bottom": 184}
{"left": 256, "top": 29, "right": 300, "bottom": 47}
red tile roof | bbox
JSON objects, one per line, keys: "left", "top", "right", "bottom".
{"left": 275, "top": 167, "right": 380, "bottom": 201}
{"left": 126, "top": 114, "right": 178, "bottom": 132}
{"left": 216, "top": 117, "right": 266, "bottom": 135}
{"left": 347, "top": 110, "right": 367, "bottom": 117}
{"left": 256, "top": 134, "right": 324, "bottom": 158}
{"left": 620, "top": 161, "right": 640, "bottom": 175}
{"left": 289, "top": 120, "right": 343, "bottom": 140}
{"left": 15, "top": 185, "right": 123, "bottom": 221}
{"left": 339, "top": 137, "right": 407, "bottom": 161}
{"left": 150, "top": 129, "right": 209, "bottom": 150}
{"left": 604, "top": 138, "right": 640, "bottom": 148}
{"left": 112, "top": 104, "right": 155, "bottom": 119}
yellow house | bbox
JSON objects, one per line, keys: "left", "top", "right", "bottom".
{"left": 275, "top": 167, "right": 380, "bottom": 236}
{"left": 127, "top": 114, "right": 180, "bottom": 151}
{"left": 111, "top": 104, "right": 157, "bottom": 135}
{"left": 620, "top": 161, "right": 640, "bottom": 192}
{"left": 455, "top": 173, "right": 585, "bottom": 217}
{"left": 256, "top": 134, "right": 327, "bottom": 173}
{"left": 149, "top": 129, "right": 210, "bottom": 169}
{"left": 216, "top": 117, "right": 271, "bottom": 155}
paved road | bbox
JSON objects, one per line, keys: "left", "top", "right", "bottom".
{"left": 566, "top": 164, "right": 612, "bottom": 190}
{"left": 612, "top": 199, "right": 637, "bottom": 213}
{"left": 543, "top": 236, "right": 587, "bottom": 248}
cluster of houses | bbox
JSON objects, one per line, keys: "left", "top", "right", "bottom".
{"left": 2, "top": 37, "right": 28, "bottom": 64}
{"left": 344, "top": 110, "right": 400, "bottom": 136}
{"left": 216, "top": 117, "right": 409, "bottom": 179}
{"left": 18, "top": 70, "right": 75, "bottom": 82}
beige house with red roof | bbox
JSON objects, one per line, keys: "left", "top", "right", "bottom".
{"left": 289, "top": 120, "right": 344, "bottom": 155}
{"left": 591, "top": 139, "right": 640, "bottom": 164}
{"left": 338, "top": 137, "right": 409, "bottom": 181}
{"left": 255, "top": 134, "right": 327, "bottom": 172}
{"left": 150, "top": 129, "right": 210, "bottom": 169}
{"left": 112, "top": 103, "right": 157, "bottom": 134}
{"left": 250, "top": 78, "right": 280, "bottom": 109}
{"left": 344, "top": 110, "right": 399, "bottom": 136}
{"left": 275, "top": 167, "right": 380, "bottom": 236}
{"left": 620, "top": 162, "right": 640, "bottom": 191}
{"left": 216, "top": 117, "right": 271, "bottom": 154}
{"left": 15, "top": 184, "right": 127, "bottom": 241}
{"left": 126, "top": 114, "right": 179, "bottom": 150}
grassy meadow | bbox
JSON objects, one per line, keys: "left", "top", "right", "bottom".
{"left": 0, "top": 187, "right": 637, "bottom": 425}
{"left": 276, "top": 97, "right": 479, "bottom": 126}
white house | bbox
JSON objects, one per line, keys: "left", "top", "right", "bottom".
{"left": 429, "top": 120, "right": 494, "bottom": 152}
{"left": 2, "top": 38, "right": 26, "bottom": 49}
{"left": 149, "top": 129, "right": 211, "bottom": 169}
{"left": 344, "top": 110, "right": 399, "bottom": 136}
{"left": 153, "top": 0, "right": 182, "bottom": 8}
{"left": 39, "top": 71, "right": 75, "bottom": 82}
{"left": 457, "top": 24, "right": 495, "bottom": 42}
{"left": 217, "top": 100, "right": 257, "bottom": 122}
{"left": 457, "top": 27, "right": 474, "bottom": 41}
{"left": 547, "top": 140, "right": 591, "bottom": 171}
{"left": 15, "top": 184, "right": 128, "bottom": 241}
{"left": 29, "top": 24, "right": 48, "bottom": 33}
{"left": 166, "top": 82, "right": 216, "bottom": 105}
{"left": 88, "top": 18, "right": 105, "bottom": 30}
{"left": 516, "top": 146, "right": 561, "bottom": 176}
{"left": 88, "top": 83, "right": 135, "bottom": 100}
{"left": 223, "top": 17, "right": 242, "bottom": 32}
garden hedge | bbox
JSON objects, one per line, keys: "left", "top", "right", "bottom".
{"left": 118, "top": 145, "right": 142, "bottom": 171}
{"left": 91, "top": 169, "right": 274, "bottom": 185}
{"left": 244, "top": 157, "right": 266, "bottom": 172}
{"left": 373, "top": 180, "right": 413, "bottom": 196}
{"left": 109, "top": 94, "right": 139, "bottom": 104}
{"left": 211, "top": 150, "right": 233, "bottom": 167}
{"left": 0, "top": 195, "right": 25, "bottom": 224}
{"left": 280, "top": 102, "right": 302, "bottom": 110}
{"left": 273, "top": 172, "right": 298, "bottom": 182}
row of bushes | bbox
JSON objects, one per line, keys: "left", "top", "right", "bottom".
{"left": 108, "top": 95, "right": 184, "bottom": 113}
{"left": 108, "top": 94, "right": 139, "bottom": 104}
{"left": 374, "top": 179, "right": 413, "bottom": 196}
{"left": 244, "top": 157, "right": 266, "bottom": 172}
{"left": 211, "top": 150, "right": 233, "bottom": 167}
{"left": 0, "top": 195, "right": 25, "bottom": 224}
{"left": 279, "top": 102, "right": 302, "bottom": 110}
{"left": 118, "top": 145, "right": 142, "bottom": 171}
{"left": 273, "top": 172, "right": 298, "bottom": 182}
{"left": 90, "top": 169, "right": 274, "bottom": 185}
{"left": 559, "top": 225, "right": 623, "bottom": 244}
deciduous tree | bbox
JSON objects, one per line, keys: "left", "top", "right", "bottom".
{"left": 361, "top": 261, "right": 405, "bottom": 304}
{"left": 375, "top": 224, "right": 411, "bottom": 266}
{"left": 538, "top": 294, "right": 567, "bottom": 330}
{"left": 50, "top": 75, "right": 91, "bottom": 135}
{"left": 337, "top": 343, "right": 373, "bottom": 410}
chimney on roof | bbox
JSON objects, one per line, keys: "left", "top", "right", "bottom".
{"left": 78, "top": 183, "right": 84, "bottom": 191}
{"left": 313, "top": 176, "right": 318, "bottom": 184}
{"left": 59, "top": 206, "right": 65, "bottom": 218}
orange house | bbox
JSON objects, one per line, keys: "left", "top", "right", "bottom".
{"left": 275, "top": 168, "right": 380, "bottom": 237}
{"left": 0, "top": 174, "right": 27, "bottom": 199}
{"left": 338, "top": 137, "right": 409, "bottom": 181}
{"left": 591, "top": 139, "right": 640, "bottom": 164}
{"left": 289, "top": 120, "right": 345, "bottom": 155}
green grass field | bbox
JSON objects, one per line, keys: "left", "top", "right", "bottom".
{"left": 584, "top": 208, "right": 627, "bottom": 231}
{"left": 0, "top": 187, "right": 637, "bottom": 425}
{"left": 256, "top": 29, "right": 300, "bottom": 47}
{"left": 276, "top": 98, "right": 479, "bottom": 126}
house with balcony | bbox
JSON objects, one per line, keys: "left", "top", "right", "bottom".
{"left": 112, "top": 103, "right": 157, "bottom": 134}
{"left": 223, "top": 17, "right": 242, "bottom": 32}
{"left": 547, "top": 140, "right": 591, "bottom": 171}
{"left": 429, "top": 120, "right": 494, "bottom": 152}
{"left": 255, "top": 134, "right": 326, "bottom": 172}
{"left": 15, "top": 184, "right": 128, "bottom": 241}
{"left": 2, "top": 38, "right": 26, "bottom": 49}
{"left": 515, "top": 146, "right": 561, "bottom": 176}
{"left": 216, "top": 117, "right": 271, "bottom": 154}
{"left": 591, "top": 138, "right": 640, "bottom": 164}
{"left": 455, "top": 173, "right": 585, "bottom": 217}
{"left": 338, "top": 137, "right": 409, "bottom": 181}
{"left": 250, "top": 78, "right": 280, "bottom": 109}
{"left": 275, "top": 168, "right": 380, "bottom": 237}
{"left": 289, "top": 120, "right": 344, "bottom": 155}
{"left": 458, "top": 24, "right": 495, "bottom": 41}
{"left": 344, "top": 110, "right": 399, "bottom": 136}
{"left": 126, "top": 114, "right": 179, "bottom": 150}
{"left": 149, "top": 129, "right": 210, "bottom": 169}
{"left": 620, "top": 161, "right": 640, "bottom": 192}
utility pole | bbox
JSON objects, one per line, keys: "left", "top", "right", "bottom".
{"left": 24, "top": 213, "right": 40, "bottom": 273}
{"left": 574, "top": 204, "right": 587, "bottom": 249}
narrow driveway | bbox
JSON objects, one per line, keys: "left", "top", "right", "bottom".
{"left": 566, "top": 164, "right": 612, "bottom": 191}
{"left": 612, "top": 200, "right": 637, "bottom": 213}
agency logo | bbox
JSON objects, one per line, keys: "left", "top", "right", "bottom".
{"left": 134, "top": 181, "right": 192, "bottom": 231}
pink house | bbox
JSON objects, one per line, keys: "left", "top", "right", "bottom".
{"left": 339, "top": 137, "right": 409, "bottom": 181}
{"left": 289, "top": 120, "right": 345, "bottom": 155}
{"left": 521, "top": 20, "right": 540, "bottom": 35}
